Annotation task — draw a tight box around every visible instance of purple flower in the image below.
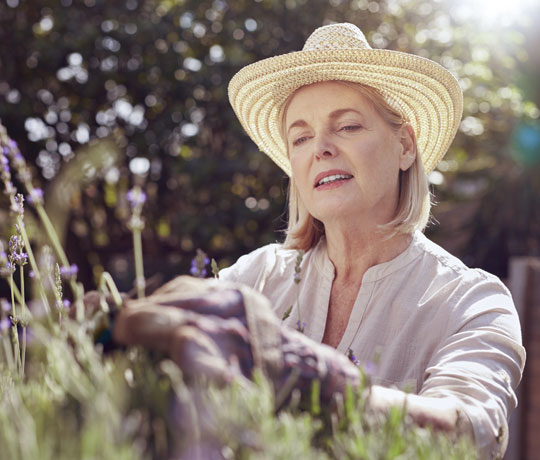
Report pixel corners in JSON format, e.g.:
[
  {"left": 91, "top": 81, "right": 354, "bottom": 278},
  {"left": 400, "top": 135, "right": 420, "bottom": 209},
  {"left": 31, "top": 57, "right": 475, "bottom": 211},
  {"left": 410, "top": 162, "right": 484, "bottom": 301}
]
[
  {"left": 62, "top": 299, "right": 71, "bottom": 309},
  {"left": 126, "top": 187, "right": 147, "bottom": 208},
  {"left": 296, "top": 320, "right": 306, "bottom": 333},
  {"left": 347, "top": 348, "right": 361, "bottom": 366},
  {"left": 0, "top": 261, "right": 15, "bottom": 277},
  {"left": 10, "top": 193, "right": 24, "bottom": 215},
  {"left": 9, "top": 235, "right": 22, "bottom": 253},
  {"left": 363, "top": 360, "right": 377, "bottom": 376},
  {"left": 11, "top": 252, "right": 28, "bottom": 266},
  {"left": 190, "top": 259, "right": 207, "bottom": 277},
  {"left": 9, "top": 140, "right": 17, "bottom": 149},
  {"left": 1, "top": 300, "right": 11, "bottom": 313},
  {"left": 27, "top": 188, "right": 44, "bottom": 205},
  {"left": 60, "top": 263, "right": 78, "bottom": 279},
  {"left": 4, "top": 181, "right": 15, "bottom": 195},
  {"left": 11, "top": 152, "right": 26, "bottom": 171},
  {"left": 0, "top": 317, "right": 12, "bottom": 333},
  {"left": 190, "top": 249, "right": 209, "bottom": 278}
]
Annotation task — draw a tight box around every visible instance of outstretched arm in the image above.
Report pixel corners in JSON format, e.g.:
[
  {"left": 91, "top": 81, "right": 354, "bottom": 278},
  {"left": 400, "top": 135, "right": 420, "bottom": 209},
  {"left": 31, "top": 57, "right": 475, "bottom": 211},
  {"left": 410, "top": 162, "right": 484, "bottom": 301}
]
[{"left": 90, "top": 276, "right": 471, "bottom": 441}]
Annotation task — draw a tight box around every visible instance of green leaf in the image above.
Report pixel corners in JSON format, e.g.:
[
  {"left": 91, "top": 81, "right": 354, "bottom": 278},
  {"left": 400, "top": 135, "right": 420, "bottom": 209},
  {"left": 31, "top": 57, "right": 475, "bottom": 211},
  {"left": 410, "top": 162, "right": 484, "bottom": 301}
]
[{"left": 282, "top": 305, "right": 293, "bottom": 320}]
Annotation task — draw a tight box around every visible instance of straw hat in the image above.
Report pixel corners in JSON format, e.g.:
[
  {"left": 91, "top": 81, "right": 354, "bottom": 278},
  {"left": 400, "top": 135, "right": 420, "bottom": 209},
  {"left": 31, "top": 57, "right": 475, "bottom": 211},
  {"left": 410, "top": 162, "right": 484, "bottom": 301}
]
[{"left": 228, "top": 23, "right": 463, "bottom": 176}]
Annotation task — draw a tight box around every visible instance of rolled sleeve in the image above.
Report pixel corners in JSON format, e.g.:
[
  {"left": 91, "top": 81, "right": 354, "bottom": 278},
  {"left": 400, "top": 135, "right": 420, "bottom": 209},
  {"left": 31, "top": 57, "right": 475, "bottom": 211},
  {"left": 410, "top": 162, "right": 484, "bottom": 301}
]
[{"left": 419, "top": 275, "right": 526, "bottom": 459}]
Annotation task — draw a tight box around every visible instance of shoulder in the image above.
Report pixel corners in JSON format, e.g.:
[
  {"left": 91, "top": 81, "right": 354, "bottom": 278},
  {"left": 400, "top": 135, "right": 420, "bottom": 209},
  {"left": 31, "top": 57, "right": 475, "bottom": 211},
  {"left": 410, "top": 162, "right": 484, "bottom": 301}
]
[
  {"left": 415, "top": 232, "right": 519, "bottom": 335},
  {"left": 415, "top": 231, "right": 506, "bottom": 288},
  {"left": 219, "top": 243, "right": 300, "bottom": 289}
]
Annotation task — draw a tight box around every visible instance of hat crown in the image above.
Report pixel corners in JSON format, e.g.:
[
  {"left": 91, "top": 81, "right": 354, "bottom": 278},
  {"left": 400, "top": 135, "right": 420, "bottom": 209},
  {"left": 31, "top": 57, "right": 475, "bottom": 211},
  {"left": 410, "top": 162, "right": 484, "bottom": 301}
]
[{"left": 302, "top": 23, "right": 372, "bottom": 51}]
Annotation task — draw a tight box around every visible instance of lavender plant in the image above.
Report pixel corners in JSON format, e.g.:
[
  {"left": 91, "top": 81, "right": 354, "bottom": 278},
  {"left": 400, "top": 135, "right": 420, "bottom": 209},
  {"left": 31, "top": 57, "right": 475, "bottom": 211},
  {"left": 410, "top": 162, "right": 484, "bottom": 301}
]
[
  {"left": 190, "top": 248, "right": 210, "bottom": 278},
  {"left": 0, "top": 119, "right": 477, "bottom": 459},
  {"left": 127, "top": 186, "right": 146, "bottom": 299},
  {"left": 281, "top": 250, "right": 306, "bottom": 333}
]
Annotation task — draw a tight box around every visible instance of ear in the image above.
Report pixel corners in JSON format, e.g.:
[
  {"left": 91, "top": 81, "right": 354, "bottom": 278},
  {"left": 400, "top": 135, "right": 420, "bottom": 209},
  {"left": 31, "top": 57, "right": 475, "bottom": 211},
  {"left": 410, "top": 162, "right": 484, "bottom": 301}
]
[{"left": 398, "top": 123, "right": 417, "bottom": 171}]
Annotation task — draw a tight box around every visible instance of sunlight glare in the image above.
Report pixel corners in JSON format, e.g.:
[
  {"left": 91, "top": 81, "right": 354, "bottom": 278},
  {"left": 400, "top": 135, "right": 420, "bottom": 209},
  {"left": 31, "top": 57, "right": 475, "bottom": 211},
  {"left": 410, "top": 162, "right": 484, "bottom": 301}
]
[{"left": 451, "top": 0, "right": 536, "bottom": 26}]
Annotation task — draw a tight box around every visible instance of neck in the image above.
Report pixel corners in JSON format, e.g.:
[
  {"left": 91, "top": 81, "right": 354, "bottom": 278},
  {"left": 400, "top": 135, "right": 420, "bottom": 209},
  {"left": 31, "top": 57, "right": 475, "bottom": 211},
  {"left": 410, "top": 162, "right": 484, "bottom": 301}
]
[{"left": 324, "top": 223, "right": 413, "bottom": 282}]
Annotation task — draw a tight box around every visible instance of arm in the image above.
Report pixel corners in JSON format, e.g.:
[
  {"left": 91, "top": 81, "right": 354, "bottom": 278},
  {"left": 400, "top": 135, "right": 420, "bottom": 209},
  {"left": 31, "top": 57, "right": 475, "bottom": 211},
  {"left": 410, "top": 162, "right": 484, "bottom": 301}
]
[
  {"left": 416, "top": 275, "right": 525, "bottom": 459},
  {"left": 367, "top": 385, "right": 473, "bottom": 435},
  {"left": 105, "top": 275, "right": 475, "bottom": 438}
]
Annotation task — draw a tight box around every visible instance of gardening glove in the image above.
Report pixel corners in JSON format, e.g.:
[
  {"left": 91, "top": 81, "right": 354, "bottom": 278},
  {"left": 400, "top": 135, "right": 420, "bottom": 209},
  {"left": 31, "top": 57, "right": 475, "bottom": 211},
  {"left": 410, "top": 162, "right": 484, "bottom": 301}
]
[{"left": 112, "top": 276, "right": 361, "bottom": 404}]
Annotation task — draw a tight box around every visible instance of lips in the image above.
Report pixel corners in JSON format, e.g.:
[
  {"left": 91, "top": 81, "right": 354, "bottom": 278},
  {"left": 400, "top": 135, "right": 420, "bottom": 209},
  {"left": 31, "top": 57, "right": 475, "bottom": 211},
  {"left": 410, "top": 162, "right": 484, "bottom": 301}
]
[{"left": 314, "top": 170, "right": 354, "bottom": 188}]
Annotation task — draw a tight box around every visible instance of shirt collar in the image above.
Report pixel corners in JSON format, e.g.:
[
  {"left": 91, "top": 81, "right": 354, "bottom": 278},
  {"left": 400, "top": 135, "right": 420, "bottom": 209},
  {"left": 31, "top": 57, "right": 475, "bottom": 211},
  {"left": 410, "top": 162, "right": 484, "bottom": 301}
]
[{"left": 314, "top": 231, "right": 425, "bottom": 283}]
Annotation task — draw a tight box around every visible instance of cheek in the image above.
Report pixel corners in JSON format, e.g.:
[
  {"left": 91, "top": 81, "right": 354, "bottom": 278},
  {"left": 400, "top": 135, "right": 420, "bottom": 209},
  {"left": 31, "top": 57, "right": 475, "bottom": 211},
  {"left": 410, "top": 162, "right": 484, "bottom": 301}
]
[
  {"left": 290, "top": 155, "right": 312, "bottom": 199},
  {"left": 290, "top": 153, "right": 309, "bottom": 180}
]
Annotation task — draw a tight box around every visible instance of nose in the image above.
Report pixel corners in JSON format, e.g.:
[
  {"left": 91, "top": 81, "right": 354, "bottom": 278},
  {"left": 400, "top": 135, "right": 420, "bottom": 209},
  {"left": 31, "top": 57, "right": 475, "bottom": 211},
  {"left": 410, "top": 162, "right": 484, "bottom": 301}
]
[{"left": 314, "top": 134, "right": 337, "bottom": 161}]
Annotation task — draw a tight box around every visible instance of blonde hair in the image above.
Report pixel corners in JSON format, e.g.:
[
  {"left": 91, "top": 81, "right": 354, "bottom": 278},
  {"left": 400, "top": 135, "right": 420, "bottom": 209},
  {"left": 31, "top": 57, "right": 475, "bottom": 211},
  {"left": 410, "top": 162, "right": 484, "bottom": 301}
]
[{"left": 282, "top": 81, "right": 431, "bottom": 251}]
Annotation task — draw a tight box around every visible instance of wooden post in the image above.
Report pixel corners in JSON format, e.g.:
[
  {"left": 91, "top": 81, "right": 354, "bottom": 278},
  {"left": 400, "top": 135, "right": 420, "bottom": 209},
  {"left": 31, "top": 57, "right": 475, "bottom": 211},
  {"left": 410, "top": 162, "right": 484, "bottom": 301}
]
[{"left": 506, "top": 257, "right": 540, "bottom": 460}]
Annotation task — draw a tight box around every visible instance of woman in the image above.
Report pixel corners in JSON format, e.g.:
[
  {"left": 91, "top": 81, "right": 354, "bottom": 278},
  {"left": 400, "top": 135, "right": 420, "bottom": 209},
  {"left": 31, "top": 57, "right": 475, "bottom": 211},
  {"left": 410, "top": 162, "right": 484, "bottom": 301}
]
[
  {"left": 110, "top": 23, "right": 524, "bottom": 459},
  {"left": 220, "top": 23, "right": 525, "bottom": 458}
]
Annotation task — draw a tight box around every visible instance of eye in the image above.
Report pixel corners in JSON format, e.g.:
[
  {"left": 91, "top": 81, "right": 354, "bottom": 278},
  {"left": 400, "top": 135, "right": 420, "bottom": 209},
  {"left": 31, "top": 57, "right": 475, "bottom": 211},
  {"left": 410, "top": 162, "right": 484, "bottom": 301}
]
[
  {"left": 340, "top": 125, "right": 362, "bottom": 132},
  {"left": 292, "top": 136, "right": 310, "bottom": 146}
]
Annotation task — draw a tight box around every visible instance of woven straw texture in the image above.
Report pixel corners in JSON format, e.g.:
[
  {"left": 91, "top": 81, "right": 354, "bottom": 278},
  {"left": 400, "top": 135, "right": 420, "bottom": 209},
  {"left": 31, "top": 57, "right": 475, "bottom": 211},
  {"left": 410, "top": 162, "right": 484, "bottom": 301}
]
[{"left": 228, "top": 23, "right": 463, "bottom": 176}]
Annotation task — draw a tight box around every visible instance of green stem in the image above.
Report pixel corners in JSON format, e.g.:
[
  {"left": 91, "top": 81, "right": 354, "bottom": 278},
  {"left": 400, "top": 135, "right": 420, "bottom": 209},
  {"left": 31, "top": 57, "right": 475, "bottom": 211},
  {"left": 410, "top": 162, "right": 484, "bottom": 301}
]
[
  {"left": 34, "top": 203, "right": 84, "bottom": 318},
  {"left": 296, "top": 287, "right": 302, "bottom": 326},
  {"left": 18, "top": 222, "right": 51, "bottom": 315},
  {"left": 1, "top": 332, "right": 15, "bottom": 371},
  {"left": 132, "top": 227, "right": 145, "bottom": 299},
  {"left": 73, "top": 282, "right": 85, "bottom": 323},
  {"left": 8, "top": 272, "right": 21, "bottom": 372},
  {"left": 34, "top": 204, "right": 70, "bottom": 268},
  {"left": 10, "top": 272, "right": 17, "bottom": 324},
  {"left": 9, "top": 281, "right": 24, "bottom": 308},
  {"left": 20, "top": 267, "right": 26, "bottom": 374},
  {"left": 98, "top": 272, "right": 124, "bottom": 308}
]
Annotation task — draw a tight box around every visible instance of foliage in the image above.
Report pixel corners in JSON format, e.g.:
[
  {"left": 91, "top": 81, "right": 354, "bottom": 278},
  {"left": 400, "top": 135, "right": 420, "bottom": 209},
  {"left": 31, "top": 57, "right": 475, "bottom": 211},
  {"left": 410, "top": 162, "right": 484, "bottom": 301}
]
[
  {"left": 0, "top": 114, "right": 480, "bottom": 459},
  {"left": 0, "top": 2, "right": 534, "bottom": 456},
  {"left": 0, "top": 320, "right": 477, "bottom": 459},
  {"left": 0, "top": 0, "right": 539, "bottom": 297}
]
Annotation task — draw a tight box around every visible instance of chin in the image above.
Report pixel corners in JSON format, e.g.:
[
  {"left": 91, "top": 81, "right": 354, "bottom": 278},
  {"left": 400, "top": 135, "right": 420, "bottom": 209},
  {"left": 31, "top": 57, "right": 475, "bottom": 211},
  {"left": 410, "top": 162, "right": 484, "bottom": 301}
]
[{"left": 310, "top": 201, "right": 359, "bottom": 222}]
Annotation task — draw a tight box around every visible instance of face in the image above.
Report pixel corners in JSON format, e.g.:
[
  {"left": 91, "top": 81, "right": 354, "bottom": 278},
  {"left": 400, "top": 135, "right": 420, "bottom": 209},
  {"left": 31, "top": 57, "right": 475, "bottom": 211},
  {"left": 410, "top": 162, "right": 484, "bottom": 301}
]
[{"left": 284, "top": 81, "right": 416, "bottom": 227}]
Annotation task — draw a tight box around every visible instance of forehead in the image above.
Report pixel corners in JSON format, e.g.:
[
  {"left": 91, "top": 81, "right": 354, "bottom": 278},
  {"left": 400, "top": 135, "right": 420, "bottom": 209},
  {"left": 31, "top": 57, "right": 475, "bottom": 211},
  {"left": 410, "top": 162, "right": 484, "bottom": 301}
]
[{"left": 284, "top": 81, "right": 374, "bottom": 125}]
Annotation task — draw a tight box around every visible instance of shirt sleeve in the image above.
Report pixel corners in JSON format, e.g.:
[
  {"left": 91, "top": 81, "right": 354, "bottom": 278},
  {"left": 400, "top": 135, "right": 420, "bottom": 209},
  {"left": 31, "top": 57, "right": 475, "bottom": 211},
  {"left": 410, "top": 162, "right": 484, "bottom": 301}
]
[{"left": 419, "top": 271, "right": 526, "bottom": 460}]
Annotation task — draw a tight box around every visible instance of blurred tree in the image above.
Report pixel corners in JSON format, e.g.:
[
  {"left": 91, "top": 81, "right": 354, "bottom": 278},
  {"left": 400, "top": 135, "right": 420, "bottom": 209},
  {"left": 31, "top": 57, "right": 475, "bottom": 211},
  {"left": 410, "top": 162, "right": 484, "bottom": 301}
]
[{"left": 0, "top": 0, "right": 538, "bottom": 295}]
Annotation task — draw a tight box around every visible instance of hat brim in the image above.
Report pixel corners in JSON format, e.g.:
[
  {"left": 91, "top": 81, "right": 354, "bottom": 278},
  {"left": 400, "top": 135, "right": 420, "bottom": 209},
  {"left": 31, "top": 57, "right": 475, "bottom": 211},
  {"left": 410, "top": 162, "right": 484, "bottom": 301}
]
[{"left": 228, "top": 48, "right": 463, "bottom": 176}]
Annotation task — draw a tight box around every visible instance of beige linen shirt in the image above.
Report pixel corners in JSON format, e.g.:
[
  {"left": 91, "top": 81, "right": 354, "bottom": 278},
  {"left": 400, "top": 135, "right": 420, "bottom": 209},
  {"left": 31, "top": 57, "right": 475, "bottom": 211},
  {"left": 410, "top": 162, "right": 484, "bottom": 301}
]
[{"left": 219, "top": 231, "right": 525, "bottom": 459}]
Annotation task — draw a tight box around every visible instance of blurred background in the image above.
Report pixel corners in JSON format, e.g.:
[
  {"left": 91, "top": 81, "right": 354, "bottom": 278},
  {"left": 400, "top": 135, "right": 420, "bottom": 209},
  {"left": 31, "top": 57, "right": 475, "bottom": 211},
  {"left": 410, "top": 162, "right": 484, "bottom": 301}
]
[
  {"left": 1, "top": 0, "right": 539, "bottom": 291},
  {"left": 0, "top": 0, "right": 539, "bottom": 457}
]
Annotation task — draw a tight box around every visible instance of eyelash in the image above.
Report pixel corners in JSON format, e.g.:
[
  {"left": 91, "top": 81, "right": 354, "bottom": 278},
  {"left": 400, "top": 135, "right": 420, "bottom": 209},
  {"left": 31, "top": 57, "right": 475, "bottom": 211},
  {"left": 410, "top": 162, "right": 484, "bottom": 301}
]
[
  {"left": 292, "top": 136, "right": 309, "bottom": 146},
  {"left": 291, "top": 125, "right": 362, "bottom": 146},
  {"left": 340, "top": 125, "right": 361, "bottom": 132}
]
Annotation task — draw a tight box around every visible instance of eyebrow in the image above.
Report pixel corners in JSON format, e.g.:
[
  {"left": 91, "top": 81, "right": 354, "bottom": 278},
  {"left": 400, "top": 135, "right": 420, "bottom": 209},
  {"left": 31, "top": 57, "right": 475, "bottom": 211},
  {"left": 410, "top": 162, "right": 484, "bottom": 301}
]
[{"left": 286, "top": 108, "right": 365, "bottom": 135}]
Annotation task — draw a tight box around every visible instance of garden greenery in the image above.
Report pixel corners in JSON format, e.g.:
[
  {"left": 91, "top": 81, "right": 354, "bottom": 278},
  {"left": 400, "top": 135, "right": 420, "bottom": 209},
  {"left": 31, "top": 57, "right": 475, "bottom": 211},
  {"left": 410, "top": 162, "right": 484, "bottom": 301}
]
[{"left": 0, "top": 121, "right": 478, "bottom": 459}]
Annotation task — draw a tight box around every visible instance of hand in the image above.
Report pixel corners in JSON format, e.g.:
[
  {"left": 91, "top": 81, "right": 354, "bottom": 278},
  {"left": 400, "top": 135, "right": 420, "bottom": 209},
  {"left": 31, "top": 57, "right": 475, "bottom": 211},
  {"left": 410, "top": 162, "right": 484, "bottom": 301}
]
[
  {"left": 366, "top": 385, "right": 473, "bottom": 436},
  {"left": 113, "top": 284, "right": 254, "bottom": 386}
]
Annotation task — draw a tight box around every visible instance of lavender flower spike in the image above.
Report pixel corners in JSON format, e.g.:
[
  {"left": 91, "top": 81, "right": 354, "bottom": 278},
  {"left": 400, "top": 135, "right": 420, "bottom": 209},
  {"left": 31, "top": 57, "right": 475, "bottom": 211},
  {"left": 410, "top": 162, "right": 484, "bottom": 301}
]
[
  {"left": 1, "top": 299, "right": 11, "bottom": 313},
  {"left": 126, "top": 187, "right": 147, "bottom": 208},
  {"left": 10, "top": 193, "right": 24, "bottom": 215},
  {"left": 0, "top": 317, "right": 12, "bottom": 333},
  {"left": 27, "top": 188, "right": 44, "bottom": 205},
  {"left": 190, "top": 249, "right": 209, "bottom": 278},
  {"left": 59, "top": 263, "right": 78, "bottom": 279}
]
